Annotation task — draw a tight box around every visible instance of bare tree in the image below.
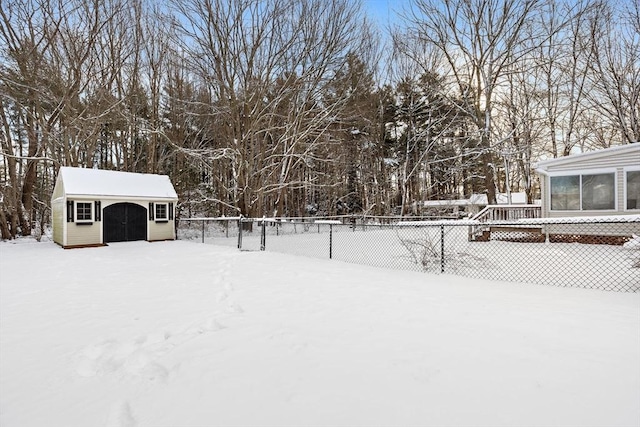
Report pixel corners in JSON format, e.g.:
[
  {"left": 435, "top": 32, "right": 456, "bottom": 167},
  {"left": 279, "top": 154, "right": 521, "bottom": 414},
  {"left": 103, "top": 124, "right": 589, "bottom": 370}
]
[
  {"left": 588, "top": 1, "right": 640, "bottom": 145},
  {"left": 170, "top": 0, "right": 373, "bottom": 217},
  {"left": 409, "top": 0, "right": 547, "bottom": 204},
  {"left": 533, "top": 0, "right": 597, "bottom": 158}
]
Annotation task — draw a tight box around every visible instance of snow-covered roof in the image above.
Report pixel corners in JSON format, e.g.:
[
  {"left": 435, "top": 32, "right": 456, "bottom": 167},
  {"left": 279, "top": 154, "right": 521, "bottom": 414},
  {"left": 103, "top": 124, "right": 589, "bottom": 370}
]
[
  {"left": 496, "top": 192, "right": 527, "bottom": 204},
  {"left": 58, "top": 167, "right": 178, "bottom": 199},
  {"left": 423, "top": 199, "right": 469, "bottom": 207},
  {"left": 535, "top": 143, "right": 640, "bottom": 171},
  {"left": 421, "top": 194, "right": 490, "bottom": 207},
  {"left": 469, "top": 193, "right": 488, "bottom": 205}
]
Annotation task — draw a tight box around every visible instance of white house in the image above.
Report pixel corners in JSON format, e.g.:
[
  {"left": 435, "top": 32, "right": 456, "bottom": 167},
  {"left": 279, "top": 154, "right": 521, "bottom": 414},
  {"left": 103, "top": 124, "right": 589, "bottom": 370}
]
[
  {"left": 535, "top": 144, "right": 640, "bottom": 218},
  {"left": 51, "top": 167, "right": 178, "bottom": 248}
]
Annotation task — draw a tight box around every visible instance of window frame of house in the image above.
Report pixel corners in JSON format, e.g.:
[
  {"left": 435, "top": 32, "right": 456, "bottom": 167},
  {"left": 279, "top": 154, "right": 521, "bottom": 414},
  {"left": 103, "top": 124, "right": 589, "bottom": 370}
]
[
  {"left": 625, "top": 167, "right": 640, "bottom": 211},
  {"left": 155, "top": 202, "right": 169, "bottom": 222},
  {"left": 75, "top": 201, "right": 93, "bottom": 224},
  {"left": 549, "top": 168, "right": 617, "bottom": 212}
]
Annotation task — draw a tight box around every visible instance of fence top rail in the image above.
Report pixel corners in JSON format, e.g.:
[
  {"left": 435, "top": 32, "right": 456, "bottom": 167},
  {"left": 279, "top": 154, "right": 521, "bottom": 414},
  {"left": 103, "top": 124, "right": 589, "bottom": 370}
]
[
  {"left": 179, "top": 214, "right": 639, "bottom": 226},
  {"left": 181, "top": 216, "right": 242, "bottom": 221},
  {"left": 397, "top": 220, "right": 480, "bottom": 226}
]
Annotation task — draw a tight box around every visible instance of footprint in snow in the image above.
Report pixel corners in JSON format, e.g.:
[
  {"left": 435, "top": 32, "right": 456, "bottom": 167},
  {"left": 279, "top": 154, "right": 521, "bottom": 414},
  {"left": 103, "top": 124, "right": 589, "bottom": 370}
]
[
  {"left": 75, "top": 340, "right": 169, "bottom": 382},
  {"left": 105, "top": 400, "right": 136, "bottom": 427}
]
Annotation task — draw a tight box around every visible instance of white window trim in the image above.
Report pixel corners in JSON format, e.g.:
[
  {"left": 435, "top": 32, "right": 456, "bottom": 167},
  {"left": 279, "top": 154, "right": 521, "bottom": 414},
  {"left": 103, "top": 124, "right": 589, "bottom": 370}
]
[
  {"left": 545, "top": 167, "right": 617, "bottom": 177},
  {"left": 155, "top": 202, "right": 169, "bottom": 221},
  {"left": 75, "top": 201, "right": 93, "bottom": 223},
  {"left": 548, "top": 169, "right": 618, "bottom": 212},
  {"left": 624, "top": 166, "right": 640, "bottom": 211}
]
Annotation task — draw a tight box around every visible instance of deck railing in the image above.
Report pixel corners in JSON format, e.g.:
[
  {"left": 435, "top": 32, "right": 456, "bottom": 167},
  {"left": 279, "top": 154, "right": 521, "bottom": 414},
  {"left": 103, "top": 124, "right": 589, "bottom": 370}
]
[
  {"left": 472, "top": 204, "right": 542, "bottom": 222},
  {"left": 469, "top": 205, "right": 542, "bottom": 241}
]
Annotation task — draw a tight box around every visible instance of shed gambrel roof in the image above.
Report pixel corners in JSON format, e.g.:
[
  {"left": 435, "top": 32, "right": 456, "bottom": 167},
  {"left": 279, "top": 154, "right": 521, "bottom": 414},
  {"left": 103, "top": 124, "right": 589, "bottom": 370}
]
[
  {"left": 535, "top": 143, "right": 640, "bottom": 173},
  {"left": 58, "top": 167, "right": 178, "bottom": 199}
]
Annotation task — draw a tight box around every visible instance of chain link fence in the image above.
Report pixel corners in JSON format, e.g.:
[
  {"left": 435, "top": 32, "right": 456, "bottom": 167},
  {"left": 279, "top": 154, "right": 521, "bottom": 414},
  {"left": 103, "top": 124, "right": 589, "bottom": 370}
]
[{"left": 178, "top": 216, "right": 640, "bottom": 292}]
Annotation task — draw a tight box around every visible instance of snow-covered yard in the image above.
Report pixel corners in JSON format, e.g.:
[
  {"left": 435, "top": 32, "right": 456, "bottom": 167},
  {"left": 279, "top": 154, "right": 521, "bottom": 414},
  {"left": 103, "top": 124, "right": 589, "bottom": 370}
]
[
  {"left": 181, "top": 221, "right": 640, "bottom": 291},
  {"left": 1, "top": 239, "right": 639, "bottom": 427}
]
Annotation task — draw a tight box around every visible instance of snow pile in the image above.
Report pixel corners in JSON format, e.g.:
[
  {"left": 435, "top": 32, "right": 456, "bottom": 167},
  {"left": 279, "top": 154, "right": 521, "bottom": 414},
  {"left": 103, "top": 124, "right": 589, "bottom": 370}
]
[
  {"left": 1, "top": 240, "right": 639, "bottom": 427},
  {"left": 624, "top": 235, "right": 640, "bottom": 268},
  {"left": 624, "top": 234, "right": 640, "bottom": 250}
]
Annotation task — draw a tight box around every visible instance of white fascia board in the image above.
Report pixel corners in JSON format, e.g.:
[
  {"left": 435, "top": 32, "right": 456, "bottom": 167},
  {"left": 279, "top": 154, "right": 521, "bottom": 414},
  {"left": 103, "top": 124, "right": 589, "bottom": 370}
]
[{"left": 65, "top": 194, "right": 178, "bottom": 202}]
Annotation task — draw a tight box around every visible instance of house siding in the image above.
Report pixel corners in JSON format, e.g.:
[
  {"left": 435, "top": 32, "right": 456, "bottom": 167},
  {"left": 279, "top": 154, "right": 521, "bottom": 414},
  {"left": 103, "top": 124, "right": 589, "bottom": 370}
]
[{"left": 544, "top": 222, "right": 640, "bottom": 236}]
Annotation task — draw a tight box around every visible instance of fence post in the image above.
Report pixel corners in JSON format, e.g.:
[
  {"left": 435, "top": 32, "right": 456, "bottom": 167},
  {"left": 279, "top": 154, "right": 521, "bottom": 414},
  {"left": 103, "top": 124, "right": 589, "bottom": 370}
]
[
  {"left": 440, "top": 224, "right": 445, "bottom": 273},
  {"left": 237, "top": 218, "right": 243, "bottom": 249},
  {"left": 260, "top": 218, "right": 266, "bottom": 251},
  {"left": 329, "top": 224, "right": 333, "bottom": 259},
  {"left": 202, "top": 220, "right": 205, "bottom": 244}
]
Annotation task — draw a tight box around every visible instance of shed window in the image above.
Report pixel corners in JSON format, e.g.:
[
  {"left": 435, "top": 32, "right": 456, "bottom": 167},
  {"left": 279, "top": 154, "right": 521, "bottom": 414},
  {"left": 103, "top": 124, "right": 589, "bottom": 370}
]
[
  {"left": 76, "top": 202, "right": 92, "bottom": 222},
  {"left": 155, "top": 203, "right": 168, "bottom": 221},
  {"left": 627, "top": 170, "right": 640, "bottom": 210},
  {"left": 550, "top": 172, "right": 615, "bottom": 211}
]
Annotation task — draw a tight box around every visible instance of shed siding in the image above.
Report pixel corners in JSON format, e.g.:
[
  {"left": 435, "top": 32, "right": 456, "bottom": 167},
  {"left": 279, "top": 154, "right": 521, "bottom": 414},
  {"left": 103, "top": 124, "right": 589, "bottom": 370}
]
[
  {"left": 101, "top": 200, "right": 146, "bottom": 210},
  {"left": 66, "top": 222, "right": 101, "bottom": 246},
  {"left": 51, "top": 175, "right": 65, "bottom": 200},
  {"left": 52, "top": 199, "right": 64, "bottom": 245},
  {"left": 149, "top": 221, "right": 175, "bottom": 241}
]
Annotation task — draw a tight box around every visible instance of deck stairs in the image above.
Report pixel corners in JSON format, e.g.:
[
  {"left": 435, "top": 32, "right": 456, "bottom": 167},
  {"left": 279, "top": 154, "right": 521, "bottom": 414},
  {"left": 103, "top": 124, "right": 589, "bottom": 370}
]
[{"left": 469, "top": 205, "right": 543, "bottom": 241}]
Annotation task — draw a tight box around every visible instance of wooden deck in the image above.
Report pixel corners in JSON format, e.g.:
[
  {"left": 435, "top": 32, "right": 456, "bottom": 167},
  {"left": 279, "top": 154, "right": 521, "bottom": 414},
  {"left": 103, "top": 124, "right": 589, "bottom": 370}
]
[{"left": 469, "top": 205, "right": 542, "bottom": 242}]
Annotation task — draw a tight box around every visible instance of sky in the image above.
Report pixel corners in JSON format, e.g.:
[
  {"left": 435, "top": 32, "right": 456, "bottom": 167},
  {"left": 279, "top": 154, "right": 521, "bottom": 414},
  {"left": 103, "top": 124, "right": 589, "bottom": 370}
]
[{"left": 363, "top": 0, "right": 413, "bottom": 29}]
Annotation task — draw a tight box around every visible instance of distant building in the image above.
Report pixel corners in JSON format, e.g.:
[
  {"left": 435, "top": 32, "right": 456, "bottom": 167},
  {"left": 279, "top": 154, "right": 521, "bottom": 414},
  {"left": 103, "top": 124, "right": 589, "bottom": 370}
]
[
  {"left": 496, "top": 192, "right": 528, "bottom": 205},
  {"left": 51, "top": 167, "right": 178, "bottom": 248}
]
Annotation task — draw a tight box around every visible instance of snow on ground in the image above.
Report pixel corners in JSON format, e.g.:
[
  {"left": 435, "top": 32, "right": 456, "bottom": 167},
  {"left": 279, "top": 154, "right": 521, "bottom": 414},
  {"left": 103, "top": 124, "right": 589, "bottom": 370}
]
[
  {"left": 188, "top": 222, "right": 640, "bottom": 291},
  {"left": 1, "top": 239, "right": 639, "bottom": 427}
]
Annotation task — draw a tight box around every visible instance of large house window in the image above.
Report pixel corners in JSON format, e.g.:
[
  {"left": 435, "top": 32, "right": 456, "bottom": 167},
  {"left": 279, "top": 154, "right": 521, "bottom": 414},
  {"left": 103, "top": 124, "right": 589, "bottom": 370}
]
[
  {"left": 628, "top": 170, "right": 640, "bottom": 210},
  {"left": 581, "top": 173, "right": 615, "bottom": 210},
  {"left": 550, "top": 172, "right": 615, "bottom": 211},
  {"left": 550, "top": 176, "right": 580, "bottom": 210},
  {"left": 76, "top": 202, "right": 93, "bottom": 222}
]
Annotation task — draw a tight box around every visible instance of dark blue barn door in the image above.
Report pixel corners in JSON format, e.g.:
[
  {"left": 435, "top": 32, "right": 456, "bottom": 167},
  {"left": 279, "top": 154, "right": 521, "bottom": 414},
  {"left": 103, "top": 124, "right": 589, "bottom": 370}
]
[{"left": 103, "top": 203, "right": 147, "bottom": 242}]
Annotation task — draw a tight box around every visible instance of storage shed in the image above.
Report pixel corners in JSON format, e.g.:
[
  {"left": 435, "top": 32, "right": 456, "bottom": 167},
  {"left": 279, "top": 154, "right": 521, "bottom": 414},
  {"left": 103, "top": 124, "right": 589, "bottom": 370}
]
[
  {"left": 51, "top": 167, "right": 178, "bottom": 248},
  {"left": 536, "top": 144, "right": 640, "bottom": 218}
]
